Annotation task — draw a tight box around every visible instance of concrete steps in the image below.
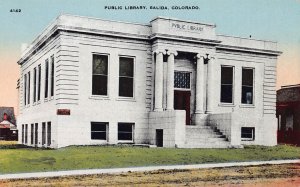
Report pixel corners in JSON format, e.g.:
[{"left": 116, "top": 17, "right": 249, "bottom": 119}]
[{"left": 184, "top": 125, "right": 230, "bottom": 148}]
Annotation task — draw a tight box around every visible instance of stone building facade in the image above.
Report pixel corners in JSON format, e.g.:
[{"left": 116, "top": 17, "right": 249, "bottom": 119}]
[{"left": 17, "top": 15, "right": 281, "bottom": 148}]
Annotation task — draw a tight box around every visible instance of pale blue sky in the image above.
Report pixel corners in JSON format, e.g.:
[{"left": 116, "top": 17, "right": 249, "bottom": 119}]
[
  {"left": 0, "top": 0, "right": 300, "bottom": 50},
  {"left": 0, "top": 0, "right": 300, "bottom": 109}
]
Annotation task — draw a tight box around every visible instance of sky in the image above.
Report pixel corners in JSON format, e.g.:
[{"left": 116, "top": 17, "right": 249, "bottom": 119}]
[{"left": 0, "top": 0, "right": 299, "bottom": 115}]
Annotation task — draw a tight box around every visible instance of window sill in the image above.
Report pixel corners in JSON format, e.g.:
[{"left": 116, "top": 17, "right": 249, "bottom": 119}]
[
  {"left": 116, "top": 97, "right": 136, "bottom": 102},
  {"left": 239, "top": 104, "right": 255, "bottom": 108},
  {"left": 90, "top": 139, "right": 108, "bottom": 142},
  {"left": 118, "top": 141, "right": 134, "bottom": 144},
  {"left": 89, "top": 95, "right": 110, "bottom": 100},
  {"left": 218, "top": 103, "right": 235, "bottom": 107},
  {"left": 241, "top": 139, "right": 254, "bottom": 141}
]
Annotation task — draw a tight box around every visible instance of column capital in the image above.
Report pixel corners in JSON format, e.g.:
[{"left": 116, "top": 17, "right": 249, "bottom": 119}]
[
  {"left": 153, "top": 49, "right": 167, "bottom": 55},
  {"left": 166, "top": 50, "right": 178, "bottom": 56},
  {"left": 196, "top": 54, "right": 206, "bottom": 59}
]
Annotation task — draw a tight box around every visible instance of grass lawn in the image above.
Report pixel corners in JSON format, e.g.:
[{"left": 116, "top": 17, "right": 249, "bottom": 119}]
[{"left": 0, "top": 143, "right": 300, "bottom": 174}]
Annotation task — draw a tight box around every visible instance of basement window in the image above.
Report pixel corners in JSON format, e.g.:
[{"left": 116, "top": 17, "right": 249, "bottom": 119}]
[
  {"left": 118, "top": 123, "right": 134, "bottom": 142},
  {"left": 91, "top": 122, "right": 108, "bottom": 140},
  {"left": 241, "top": 127, "right": 255, "bottom": 141}
]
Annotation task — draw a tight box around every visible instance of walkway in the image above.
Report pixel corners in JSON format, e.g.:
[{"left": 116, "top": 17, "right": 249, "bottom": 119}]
[{"left": 0, "top": 159, "right": 299, "bottom": 180}]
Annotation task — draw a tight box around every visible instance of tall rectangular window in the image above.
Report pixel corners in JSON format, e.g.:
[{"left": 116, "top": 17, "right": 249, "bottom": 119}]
[
  {"left": 34, "top": 123, "right": 38, "bottom": 145},
  {"left": 33, "top": 68, "right": 37, "bottom": 102},
  {"left": 42, "top": 122, "right": 46, "bottom": 145},
  {"left": 242, "top": 68, "right": 254, "bottom": 104},
  {"left": 25, "top": 124, "right": 28, "bottom": 144},
  {"left": 47, "top": 122, "right": 51, "bottom": 146},
  {"left": 91, "top": 122, "right": 108, "bottom": 140},
  {"left": 50, "top": 56, "right": 54, "bottom": 97},
  {"left": 38, "top": 64, "right": 41, "bottom": 101},
  {"left": 118, "top": 123, "right": 134, "bottom": 141},
  {"left": 22, "top": 124, "right": 24, "bottom": 143},
  {"left": 92, "top": 54, "right": 108, "bottom": 95},
  {"left": 30, "top": 124, "right": 34, "bottom": 145},
  {"left": 24, "top": 74, "right": 27, "bottom": 106},
  {"left": 45, "top": 60, "right": 49, "bottom": 98},
  {"left": 221, "top": 66, "right": 234, "bottom": 103},
  {"left": 28, "top": 72, "right": 30, "bottom": 104},
  {"left": 119, "top": 57, "right": 134, "bottom": 97}
]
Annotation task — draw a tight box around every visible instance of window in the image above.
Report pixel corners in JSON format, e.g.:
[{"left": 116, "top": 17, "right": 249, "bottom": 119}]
[
  {"left": 119, "top": 57, "right": 134, "bottom": 97},
  {"left": 28, "top": 72, "right": 30, "bottom": 104},
  {"left": 38, "top": 64, "right": 41, "bottom": 101},
  {"left": 91, "top": 122, "right": 108, "bottom": 140},
  {"left": 24, "top": 74, "right": 27, "bottom": 105},
  {"left": 45, "top": 60, "right": 49, "bottom": 98},
  {"left": 30, "top": 124, "right": 34, "bottom": 145},
  {"left": 22, "top": 124, "right": 24, "bottom": 144},
  {"left": 47, "top": 122, "right": 51, "bottom": 146},
  {"left": 221, "top": 66, "right": 234, "bottom": 103},
  {"left": 92, "top": 54, "right": 108, "bottom": 95},
  {"left": 42, "top": 122, "right": 46, "bottom": 145},
  {"left": 33, "top": 68, "right": 37, "bottom": 102},
  {"left": 118, "top": 123, "right": 134, "bottom": 141},
  {"left": 174, "top": 72, "right": 191, "bottom": 89},
  {"left": 242, "top": 68, "right": 254, "bottom": 104},
  {"left": 241, "top": 127, "right": 255, "bottom": 141},
  {"left": 50, "top": 56, "right": 54, "bottom": 97},
  {"left": 25, "top": 124, "right": 28, "bottom": 144},
  {"left": 34, "top": 123, "right": 38, "bottom": 145}
]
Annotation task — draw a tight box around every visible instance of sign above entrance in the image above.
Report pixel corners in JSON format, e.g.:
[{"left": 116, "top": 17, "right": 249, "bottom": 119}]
[
  {"left": 150, "top": 17, "right": 217, "bottom": 41},
  {"left": 171, "top": 22, "right": 204, "bottom": 33}
]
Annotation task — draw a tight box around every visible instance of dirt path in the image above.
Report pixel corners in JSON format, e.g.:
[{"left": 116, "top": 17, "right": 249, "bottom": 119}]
[{"left": 1, "top": 163, "right": 300, "bottom": 186}]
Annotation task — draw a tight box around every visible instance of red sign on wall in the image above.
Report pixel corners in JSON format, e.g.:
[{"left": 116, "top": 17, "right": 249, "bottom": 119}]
[{"left": 57, "top": 109, "right": 71, "bottom": 115}]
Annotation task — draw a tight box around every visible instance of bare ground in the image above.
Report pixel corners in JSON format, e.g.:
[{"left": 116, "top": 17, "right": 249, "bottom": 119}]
[{"left": 1, "top": 163, "right": 300, "bottom": 186}]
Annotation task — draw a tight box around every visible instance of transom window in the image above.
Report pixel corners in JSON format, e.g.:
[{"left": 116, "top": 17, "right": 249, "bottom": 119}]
[
  {"left": 119, "top": 57, "right": 134, "bottom": 97},
  {"left": 91, "top": 122, "right": 108, "bottom": 140},
  {"left": 242, "top": 68, "right": 254, "bottom": 104},
  {"left": 92, "top": 54, "right": 108, "bottom": 95},
  {"left": 174, "top": 72, "right": 191, "bottom": 89},
  {"left": 118, "top": 123, "right": 134, "bottom": 141},
  {"left": 221, "top": 66, "right": 234, "bottom": 103}
]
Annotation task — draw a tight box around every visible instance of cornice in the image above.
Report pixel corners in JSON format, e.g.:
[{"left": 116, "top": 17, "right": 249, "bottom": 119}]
[
  {"left": 149, "top": 33, "right": 221, "bottom": 45},
  {"left": 216, "top": 45, "right": 282, "bottom": 56}
]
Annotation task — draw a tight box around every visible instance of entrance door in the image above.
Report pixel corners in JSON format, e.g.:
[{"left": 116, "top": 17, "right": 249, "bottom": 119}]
[
  {"left": 156, "top": 129, "right": 163, "bottom": 147},
  {"left": 174, "top": 90, "right": 191, "bottom": 125}
]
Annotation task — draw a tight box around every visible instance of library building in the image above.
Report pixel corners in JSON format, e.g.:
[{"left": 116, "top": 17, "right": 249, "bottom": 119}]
[{"left": 17, "top": 14, "right": 281, "bottom": 148}]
